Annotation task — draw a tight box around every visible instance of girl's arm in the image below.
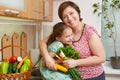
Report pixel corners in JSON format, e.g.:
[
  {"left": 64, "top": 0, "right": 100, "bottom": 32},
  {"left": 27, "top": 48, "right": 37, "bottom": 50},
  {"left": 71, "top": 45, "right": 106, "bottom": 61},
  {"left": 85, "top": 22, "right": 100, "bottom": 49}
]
[{"left": 39, "top": 37, "right": 57, "bottom": 70}]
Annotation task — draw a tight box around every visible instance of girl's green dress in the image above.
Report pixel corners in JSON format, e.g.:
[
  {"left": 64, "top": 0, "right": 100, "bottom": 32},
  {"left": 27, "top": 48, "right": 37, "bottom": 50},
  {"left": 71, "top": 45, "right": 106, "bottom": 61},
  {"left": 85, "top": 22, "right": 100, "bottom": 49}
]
[
  {"left": 39, "top": 58, "right": 72, "bottom": 80},
  {"left": 39, "top": 41, "right": 72, "bottom": 80}
]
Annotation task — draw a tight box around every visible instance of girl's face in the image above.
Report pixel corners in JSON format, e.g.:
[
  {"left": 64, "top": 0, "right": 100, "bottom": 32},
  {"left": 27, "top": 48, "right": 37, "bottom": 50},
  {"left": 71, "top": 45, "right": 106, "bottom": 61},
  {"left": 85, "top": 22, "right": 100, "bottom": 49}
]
[
  {"left": 62, "top": 6, "right": 80, "bottom": 29},
  {"left": 56, "top": 27, "right": 73, "bottom": 45}
]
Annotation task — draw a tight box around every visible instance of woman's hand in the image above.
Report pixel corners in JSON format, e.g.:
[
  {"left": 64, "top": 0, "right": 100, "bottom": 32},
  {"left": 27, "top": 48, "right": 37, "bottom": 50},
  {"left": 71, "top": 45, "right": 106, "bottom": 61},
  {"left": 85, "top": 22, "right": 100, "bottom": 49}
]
[
  {"left": 44, "top": 55, "right": 57, "bottom": 70},
  {"left": 62, "top": 58, "right": 77, "bottom": 68}
]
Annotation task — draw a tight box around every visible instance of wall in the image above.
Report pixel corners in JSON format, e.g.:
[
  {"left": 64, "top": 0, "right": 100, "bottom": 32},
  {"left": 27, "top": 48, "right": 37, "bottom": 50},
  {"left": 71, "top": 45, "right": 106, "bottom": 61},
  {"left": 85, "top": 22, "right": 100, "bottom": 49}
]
[
  {"left": 0, "top": 19, "right": 39, "bottom": 62},
  {"left": 0, "top": 25, "right": 35, "bottom": 48},
  {"left": 41, "top": 0, "right": 100, "bottom": 39}
]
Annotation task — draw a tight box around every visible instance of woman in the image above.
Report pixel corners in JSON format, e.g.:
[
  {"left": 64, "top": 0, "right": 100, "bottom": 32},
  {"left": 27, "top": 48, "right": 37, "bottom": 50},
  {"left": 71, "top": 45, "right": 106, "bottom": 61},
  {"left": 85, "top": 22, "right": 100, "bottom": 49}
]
[{"left": 39, "top": 1, "right": 106, "bottom": 80}]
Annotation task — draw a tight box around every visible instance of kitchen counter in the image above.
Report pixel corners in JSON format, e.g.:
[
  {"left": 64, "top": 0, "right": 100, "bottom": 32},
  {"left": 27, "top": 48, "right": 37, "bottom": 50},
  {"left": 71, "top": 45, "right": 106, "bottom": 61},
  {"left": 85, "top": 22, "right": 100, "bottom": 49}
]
[
  {"left": 102, "top": 61, "right": 120, "bottom": 75},
  {"left": 102, "top": 61, "right": 120, "bottom": 80}
]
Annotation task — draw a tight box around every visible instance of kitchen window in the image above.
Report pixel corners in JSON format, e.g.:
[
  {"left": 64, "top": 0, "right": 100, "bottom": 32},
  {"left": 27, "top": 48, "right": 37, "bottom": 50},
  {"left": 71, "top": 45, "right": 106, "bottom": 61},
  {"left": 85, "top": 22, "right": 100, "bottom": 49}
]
[{"left": 101, "top": 0, "right": 120, "bottom": 60}]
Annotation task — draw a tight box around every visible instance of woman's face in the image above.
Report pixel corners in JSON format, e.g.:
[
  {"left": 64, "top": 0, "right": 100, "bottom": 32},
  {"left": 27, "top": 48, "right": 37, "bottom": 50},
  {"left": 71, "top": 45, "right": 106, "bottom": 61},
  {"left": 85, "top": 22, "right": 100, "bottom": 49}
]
[
  {"left": 56, "top": 27, "right": 73, "bottom": 45},
  {"left": 62, "top": 6, "right": 80, "bottom": 29}
]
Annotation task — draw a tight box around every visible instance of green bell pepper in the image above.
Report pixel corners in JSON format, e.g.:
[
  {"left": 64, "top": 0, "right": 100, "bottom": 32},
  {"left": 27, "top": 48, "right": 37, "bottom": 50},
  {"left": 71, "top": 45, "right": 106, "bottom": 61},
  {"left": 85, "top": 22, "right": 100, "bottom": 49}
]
[
  {"left": 0, "top": 61, "right": 9, "bottom": 74},
  {"left": 20, "top": 63, "right": 29, "bottom": 73},
  {"left": 24, "top": 58, "right": 30, "bottom": 68}
]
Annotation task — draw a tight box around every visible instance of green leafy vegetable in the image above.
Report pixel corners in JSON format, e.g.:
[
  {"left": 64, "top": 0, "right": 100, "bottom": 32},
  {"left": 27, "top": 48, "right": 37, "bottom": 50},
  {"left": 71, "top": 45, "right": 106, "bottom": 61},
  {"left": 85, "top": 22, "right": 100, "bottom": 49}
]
[
  {"left": 59, "top": 45, "right": 80, "bottom": 59},
  {"left": 58, "top": 46, "right": 82, "bottom": 80}
]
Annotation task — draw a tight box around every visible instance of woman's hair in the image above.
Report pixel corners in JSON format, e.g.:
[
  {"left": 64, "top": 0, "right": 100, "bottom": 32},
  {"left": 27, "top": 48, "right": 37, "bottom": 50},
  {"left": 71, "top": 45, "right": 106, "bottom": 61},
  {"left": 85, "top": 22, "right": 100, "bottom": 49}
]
[
  {"left": 58, "top": 1, "right": 82, "bottom": 21},
  {"left": 47, "top": 22, "right": 69, "bottom": 46}
]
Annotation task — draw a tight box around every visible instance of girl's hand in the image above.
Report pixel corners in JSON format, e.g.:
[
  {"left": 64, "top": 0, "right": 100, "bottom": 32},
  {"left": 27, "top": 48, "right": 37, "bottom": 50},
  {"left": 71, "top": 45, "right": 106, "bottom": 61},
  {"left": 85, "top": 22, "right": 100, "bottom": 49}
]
[
  {"left": 62, "top": 58, "right": 76, "bottom": 68},
  {"left": 49, "top": 52, "right": 55, "bottom": 57},
  {"left": 44, "top": 55, "right": 57, "bottom": 70}
]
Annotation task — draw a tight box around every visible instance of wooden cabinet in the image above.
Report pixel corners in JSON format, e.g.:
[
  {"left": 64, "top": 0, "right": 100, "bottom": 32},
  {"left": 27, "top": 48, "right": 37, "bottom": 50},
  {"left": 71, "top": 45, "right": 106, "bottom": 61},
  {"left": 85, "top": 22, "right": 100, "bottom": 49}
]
[
  {"left": 43, "top": 0, "right": 53, "bottom": 21},
  {"left": 28, "top": 0, "right": 53, "bottom": 21},
  {"left": 27, "top": 0, "right": 44, "bottom": 20},
  {"left": 0, "top": 0, "right": 53, "bottom": 21},
  {"left": 0, "top": 0, "right": 28, "bottom": 19}
]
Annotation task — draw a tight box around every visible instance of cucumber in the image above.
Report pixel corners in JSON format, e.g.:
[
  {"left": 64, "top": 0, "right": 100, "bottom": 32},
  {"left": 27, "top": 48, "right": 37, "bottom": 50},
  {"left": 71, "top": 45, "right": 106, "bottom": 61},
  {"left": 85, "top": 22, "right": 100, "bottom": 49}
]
[
  {"left": 12, "top": 62, "right": 19, "bottom": 73},
  {"left": 7, "top": 63, "right": 13, "bottom": 74}
]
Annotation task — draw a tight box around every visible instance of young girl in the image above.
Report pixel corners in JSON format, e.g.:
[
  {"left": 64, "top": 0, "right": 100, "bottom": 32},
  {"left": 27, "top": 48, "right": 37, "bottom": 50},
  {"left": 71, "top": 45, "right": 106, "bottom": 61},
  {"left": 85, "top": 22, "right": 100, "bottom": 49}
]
[
  {"left": 47, "top": 22, "right": 73, "bottom": 58},
  {"left": 40, "top": 22, "right": 74, "bottom": 80}
]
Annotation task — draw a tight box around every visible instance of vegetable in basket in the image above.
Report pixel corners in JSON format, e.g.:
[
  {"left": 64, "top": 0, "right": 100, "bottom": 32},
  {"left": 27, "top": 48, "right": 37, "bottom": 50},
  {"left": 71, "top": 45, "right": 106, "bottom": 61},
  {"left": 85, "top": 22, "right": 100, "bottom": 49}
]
[
  {"left": 12, "top": 62, "right": 19, "bottom": 73},
  {"left": 20, "top": 63, "right": 29, "bottom": 73},
  {"left": 0, "top": 45, "right": 32, "bottom": 80},
  {"left": 7, "top": 63, "right": 13, "bottom": 74},
  {"left": 17, "top": 56, "right": 22, "bottom": 62},
  {"left": 0, "top": 61, "right": 9, "bottom": 74},
  {"left": 17, "top": 57, "right": 25, "bottom": 70},
  {"left": 9, "top": 56, "right": 17, "bottom": 63},
  {"left": 20, "top": 58, "right": 30, "bottom": 73},
  {"left": 24, "top": 58, "right": 30, "bottom": 68}
]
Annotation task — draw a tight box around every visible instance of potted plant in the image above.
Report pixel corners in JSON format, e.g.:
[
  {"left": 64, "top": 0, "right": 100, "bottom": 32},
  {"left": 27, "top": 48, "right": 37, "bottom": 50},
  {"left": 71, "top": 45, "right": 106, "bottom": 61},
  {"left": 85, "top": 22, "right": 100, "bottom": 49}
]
[{"left": 92, "top": 0, "right": 120, "bottom": 69}]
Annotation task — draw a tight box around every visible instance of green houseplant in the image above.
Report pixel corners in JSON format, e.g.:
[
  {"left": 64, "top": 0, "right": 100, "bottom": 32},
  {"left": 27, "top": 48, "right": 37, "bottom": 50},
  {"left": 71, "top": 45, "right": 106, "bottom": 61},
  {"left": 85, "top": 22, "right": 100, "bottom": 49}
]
[{"left": 92, "top": 0, "right": 120, "bottom": 69}]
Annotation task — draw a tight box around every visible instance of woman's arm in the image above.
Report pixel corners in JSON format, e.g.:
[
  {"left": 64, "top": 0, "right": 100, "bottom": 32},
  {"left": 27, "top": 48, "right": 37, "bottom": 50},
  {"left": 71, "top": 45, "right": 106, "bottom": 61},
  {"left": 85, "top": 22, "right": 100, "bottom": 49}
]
[
  {"left": 63, "top": 32, "right": 106, "bottom": 68},
  {"left": 39, "top": 37, "right": 57, "bottom": 70}
]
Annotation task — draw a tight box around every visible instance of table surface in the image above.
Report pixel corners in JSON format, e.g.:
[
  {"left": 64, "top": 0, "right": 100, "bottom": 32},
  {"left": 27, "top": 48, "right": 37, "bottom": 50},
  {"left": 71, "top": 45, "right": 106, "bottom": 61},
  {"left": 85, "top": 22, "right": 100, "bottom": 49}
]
[{"left": 102, "top": 61, "right": 120, "bottom": 75}]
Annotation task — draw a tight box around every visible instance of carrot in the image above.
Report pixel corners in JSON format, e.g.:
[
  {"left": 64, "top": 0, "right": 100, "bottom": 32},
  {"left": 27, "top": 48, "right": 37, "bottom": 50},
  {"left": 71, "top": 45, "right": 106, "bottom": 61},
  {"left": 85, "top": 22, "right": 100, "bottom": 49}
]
[
  {"left": 17, "top": 57, "right": 26, "bottom": 69},
  {"left": 54, "top": 54, "right": 63, "bottom": 61}
]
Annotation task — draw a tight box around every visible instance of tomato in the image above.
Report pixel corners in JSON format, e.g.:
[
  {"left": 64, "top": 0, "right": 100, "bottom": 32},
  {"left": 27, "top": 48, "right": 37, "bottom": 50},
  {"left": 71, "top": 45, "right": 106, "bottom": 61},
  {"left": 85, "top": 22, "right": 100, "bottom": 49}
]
[{"left": 9, "top": 56, "right": 17, "bottom": 63}]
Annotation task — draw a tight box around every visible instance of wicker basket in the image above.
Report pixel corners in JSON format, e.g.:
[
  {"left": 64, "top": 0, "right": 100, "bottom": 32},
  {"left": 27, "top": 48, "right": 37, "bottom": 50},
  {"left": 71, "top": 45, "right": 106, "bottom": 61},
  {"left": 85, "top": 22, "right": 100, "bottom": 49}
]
[{"left": 0, "top": 45, "right": 33, "bottom": 80}]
